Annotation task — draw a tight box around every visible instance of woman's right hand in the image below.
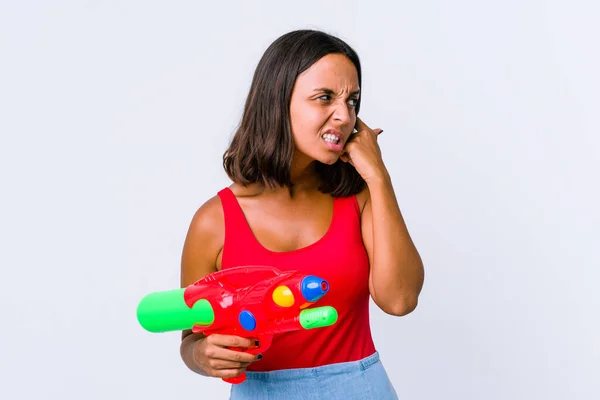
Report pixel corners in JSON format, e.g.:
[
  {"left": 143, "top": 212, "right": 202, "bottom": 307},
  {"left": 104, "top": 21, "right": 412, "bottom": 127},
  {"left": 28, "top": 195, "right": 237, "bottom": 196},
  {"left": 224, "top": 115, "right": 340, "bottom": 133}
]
[{"left": 191, "top": 334, "right": 261, "bottom": 379}]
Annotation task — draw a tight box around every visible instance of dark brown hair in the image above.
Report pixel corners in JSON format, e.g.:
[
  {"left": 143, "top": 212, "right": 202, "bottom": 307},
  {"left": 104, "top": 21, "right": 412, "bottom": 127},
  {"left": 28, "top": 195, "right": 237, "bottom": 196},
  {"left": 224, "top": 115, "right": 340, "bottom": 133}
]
[{"left": 223, "top": 29, "right": 365, "bottom": 197}]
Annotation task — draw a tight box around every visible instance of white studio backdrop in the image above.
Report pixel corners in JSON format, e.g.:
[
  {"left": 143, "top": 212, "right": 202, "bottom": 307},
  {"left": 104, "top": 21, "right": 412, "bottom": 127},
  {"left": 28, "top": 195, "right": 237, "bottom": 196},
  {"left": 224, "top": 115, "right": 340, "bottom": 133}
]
[{"left": 1, "top": 1, "right": 598, "bottom": 399}]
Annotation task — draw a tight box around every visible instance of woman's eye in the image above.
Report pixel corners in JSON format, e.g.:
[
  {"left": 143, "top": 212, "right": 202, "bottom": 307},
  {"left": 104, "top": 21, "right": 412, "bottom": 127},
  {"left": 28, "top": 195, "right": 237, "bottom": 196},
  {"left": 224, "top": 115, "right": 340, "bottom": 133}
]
[{"left": 318, "top": 95, "right": 358, "bottom": 107}]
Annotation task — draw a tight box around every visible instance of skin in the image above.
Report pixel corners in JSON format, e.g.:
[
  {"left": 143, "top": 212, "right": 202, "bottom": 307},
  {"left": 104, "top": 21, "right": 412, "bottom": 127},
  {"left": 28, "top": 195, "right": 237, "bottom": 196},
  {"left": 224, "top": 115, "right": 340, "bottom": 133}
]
[{"left": 179, "top": 53, "right": 424, "bottom": 378}]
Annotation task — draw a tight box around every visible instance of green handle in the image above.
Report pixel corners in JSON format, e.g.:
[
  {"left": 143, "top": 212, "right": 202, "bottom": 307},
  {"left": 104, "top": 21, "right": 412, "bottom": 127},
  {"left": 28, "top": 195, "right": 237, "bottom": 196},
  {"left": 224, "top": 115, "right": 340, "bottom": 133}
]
[
  {"left": 136, "top": 288, "right": 215, "bottom": 333},
  {"left": 299, "top": 306, "right": 338, "bottom": 329}
]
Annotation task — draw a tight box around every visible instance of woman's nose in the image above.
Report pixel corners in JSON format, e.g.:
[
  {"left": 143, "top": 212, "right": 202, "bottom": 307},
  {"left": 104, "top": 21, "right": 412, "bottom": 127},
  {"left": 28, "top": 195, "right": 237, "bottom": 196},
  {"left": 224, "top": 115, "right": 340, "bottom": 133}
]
[{"left": 332, "top": 102, "right": 352, "bottom": 124}]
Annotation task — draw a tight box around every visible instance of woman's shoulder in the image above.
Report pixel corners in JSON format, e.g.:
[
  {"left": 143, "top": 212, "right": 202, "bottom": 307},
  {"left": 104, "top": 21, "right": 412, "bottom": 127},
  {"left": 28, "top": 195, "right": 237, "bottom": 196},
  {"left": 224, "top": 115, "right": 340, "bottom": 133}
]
[
  {"left": 189, "top": 183, "right": 259, "bottom": 226},
  {"left": 228, "top": 182, "right": 264, "bottom": 197},
  {"left": 181, "top": 193, "right": 227, "bottom": 285},
  {"left": 187, "top": 193, "right": 225, "bottom": 243}
]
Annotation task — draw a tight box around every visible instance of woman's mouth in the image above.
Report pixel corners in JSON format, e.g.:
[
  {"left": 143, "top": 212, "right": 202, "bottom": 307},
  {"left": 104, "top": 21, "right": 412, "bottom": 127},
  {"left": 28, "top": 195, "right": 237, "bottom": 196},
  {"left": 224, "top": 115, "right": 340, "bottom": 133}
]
[
  {"left": 321, "top": 132, "right": 344, "bottom": 152},
  {"left": 322, "top": 133, "right": 340, "bottom": 144}
]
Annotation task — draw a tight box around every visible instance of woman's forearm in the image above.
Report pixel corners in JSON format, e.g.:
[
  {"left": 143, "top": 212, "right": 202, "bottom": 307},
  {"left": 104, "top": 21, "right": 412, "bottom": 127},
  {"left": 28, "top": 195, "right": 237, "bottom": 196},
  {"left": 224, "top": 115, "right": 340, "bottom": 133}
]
[{"left": 367, "top": 170, "right": 424, "bottom": 315}]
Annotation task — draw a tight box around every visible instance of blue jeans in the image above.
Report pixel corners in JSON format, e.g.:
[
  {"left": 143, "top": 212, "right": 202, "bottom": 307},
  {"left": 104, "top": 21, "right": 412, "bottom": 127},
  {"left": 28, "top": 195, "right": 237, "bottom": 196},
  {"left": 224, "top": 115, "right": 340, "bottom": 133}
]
[{"left": 229, "top": 351, "right": 399, "bottom": 400}]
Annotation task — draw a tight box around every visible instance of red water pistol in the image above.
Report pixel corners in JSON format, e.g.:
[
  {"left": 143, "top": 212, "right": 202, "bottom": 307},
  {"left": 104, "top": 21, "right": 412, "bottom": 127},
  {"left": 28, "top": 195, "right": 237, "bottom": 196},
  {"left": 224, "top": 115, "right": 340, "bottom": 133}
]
[{"left": 136, "top": 265, "right": 339, "bottom": 384}]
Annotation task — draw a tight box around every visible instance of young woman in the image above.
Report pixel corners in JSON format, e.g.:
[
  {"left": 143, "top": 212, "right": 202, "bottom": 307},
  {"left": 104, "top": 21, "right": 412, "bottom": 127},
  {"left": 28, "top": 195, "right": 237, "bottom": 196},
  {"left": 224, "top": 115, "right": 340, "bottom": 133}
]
[{"left": 179, "top": 29, "right": 424, "bottom": 400}]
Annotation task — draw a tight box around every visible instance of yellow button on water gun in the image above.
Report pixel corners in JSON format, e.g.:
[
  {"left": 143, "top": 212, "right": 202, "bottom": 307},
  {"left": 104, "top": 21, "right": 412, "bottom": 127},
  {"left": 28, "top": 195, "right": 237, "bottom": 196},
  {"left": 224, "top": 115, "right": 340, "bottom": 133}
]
[{"left": 272, "top": 285, "right": 294, "bottom": 307}]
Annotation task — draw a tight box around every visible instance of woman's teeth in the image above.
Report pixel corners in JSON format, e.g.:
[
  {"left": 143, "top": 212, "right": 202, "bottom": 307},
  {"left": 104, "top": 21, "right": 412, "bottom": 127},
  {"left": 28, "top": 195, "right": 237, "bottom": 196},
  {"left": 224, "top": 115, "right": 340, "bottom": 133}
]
[{"left": 322, "top": 133, "right": 340, "bottom": 144}]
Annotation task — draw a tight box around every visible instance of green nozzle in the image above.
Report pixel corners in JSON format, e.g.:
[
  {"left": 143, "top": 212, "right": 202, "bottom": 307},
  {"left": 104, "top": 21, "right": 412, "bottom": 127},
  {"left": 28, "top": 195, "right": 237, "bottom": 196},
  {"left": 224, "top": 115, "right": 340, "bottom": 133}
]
[
  {"left": 299, "top": 306, "right": 338, "bottom": 329},
  {"left": 136, "top": 288, "right": 215, "bottom": 333}
]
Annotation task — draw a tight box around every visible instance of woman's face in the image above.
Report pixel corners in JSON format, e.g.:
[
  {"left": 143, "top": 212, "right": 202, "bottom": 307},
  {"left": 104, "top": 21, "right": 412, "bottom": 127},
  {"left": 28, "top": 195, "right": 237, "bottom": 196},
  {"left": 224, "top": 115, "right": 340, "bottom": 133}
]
[{"left": 289, "top": 53, "right": 360, "bottom": 165}]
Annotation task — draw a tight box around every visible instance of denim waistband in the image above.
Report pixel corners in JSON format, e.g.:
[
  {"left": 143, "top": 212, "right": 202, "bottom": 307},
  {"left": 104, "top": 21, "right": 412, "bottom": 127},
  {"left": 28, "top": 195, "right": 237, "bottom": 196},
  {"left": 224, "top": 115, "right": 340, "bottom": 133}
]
[{"left": 243, "top": 351, "right": 380, "bottom": 382}]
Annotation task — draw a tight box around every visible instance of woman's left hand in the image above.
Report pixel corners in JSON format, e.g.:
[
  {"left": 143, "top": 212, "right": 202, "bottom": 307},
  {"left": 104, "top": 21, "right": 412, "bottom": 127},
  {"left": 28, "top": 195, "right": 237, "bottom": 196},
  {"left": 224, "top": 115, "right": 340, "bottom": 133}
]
[{"left": 340, "top": 117, "right": 386, "bottom": 183}]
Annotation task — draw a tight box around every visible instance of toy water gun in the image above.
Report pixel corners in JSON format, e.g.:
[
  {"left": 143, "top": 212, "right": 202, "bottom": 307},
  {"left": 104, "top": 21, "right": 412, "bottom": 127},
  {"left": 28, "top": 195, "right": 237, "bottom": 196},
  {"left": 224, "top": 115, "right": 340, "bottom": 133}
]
[{"left": 136, "top": 265, "right": 338, "bottom": 384}]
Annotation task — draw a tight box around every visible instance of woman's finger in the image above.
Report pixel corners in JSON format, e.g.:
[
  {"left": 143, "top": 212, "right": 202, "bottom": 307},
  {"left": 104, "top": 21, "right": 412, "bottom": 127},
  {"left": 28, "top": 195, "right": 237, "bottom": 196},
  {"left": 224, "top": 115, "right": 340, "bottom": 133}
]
[
  {"left": 355, "top": 117, "right": 370, "bottom": 132},
  {"left": 209, "top": 358, "right": 253, "bottom": 370},
  {"left": 208, "top": 334, "right": 256, "bottom": 349},
  {"left": 209, "top": 345, "right": 261, "bottom": 364},
  {"left": 213, "top": 368, "right": 247, "bottom": 379}
]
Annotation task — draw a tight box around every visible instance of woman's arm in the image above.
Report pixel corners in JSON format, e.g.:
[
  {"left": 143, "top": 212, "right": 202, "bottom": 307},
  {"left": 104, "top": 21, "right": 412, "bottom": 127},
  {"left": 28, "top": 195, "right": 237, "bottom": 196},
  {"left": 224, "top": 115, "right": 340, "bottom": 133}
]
[
  {"left": 179, "top": 196, "right": 221, "bottom": 374},
  {"left": 179, "top": 194, "right": 259, "bottom": 377},
  {"left": 360, "top": 169, "right": 424, "bottom": 316}
]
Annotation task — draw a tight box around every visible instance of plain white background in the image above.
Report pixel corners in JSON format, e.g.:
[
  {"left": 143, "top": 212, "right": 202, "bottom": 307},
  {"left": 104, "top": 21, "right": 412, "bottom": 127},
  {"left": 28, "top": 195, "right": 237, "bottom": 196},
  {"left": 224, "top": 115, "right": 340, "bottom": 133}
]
[{"left": 1, "top": 1, "right": 598, "bottom": 399}]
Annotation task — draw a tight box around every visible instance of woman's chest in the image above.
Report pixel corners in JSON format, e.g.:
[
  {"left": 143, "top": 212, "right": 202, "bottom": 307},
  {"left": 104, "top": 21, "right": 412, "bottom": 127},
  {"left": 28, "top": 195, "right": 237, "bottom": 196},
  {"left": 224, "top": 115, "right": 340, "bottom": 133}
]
[{"left": 239, "top": 197, "right": 336, "bottom": 253}]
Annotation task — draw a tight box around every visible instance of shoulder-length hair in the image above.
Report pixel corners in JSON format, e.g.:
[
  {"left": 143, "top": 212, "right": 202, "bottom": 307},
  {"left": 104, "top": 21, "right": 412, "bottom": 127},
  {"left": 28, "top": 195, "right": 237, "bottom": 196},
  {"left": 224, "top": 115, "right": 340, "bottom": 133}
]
[{"left": 223, "top": 29, "right": 365, "bottom": 197}]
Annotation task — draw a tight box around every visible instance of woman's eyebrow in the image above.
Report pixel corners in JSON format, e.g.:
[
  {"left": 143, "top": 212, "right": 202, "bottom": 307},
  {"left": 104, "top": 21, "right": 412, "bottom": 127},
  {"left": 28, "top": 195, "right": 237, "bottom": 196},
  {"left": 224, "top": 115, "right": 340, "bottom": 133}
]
[{"left": 312, "top": 87, "right": 360, "bottom": 96}]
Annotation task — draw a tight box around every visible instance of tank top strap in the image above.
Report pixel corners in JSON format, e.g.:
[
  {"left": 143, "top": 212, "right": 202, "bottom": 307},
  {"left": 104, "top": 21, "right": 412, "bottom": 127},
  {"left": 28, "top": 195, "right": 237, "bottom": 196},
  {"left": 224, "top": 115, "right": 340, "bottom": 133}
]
[
  {"left": 333, "top": 193, "right": 362, "bottom": 234},
  {"left": 349, "top": 193, "right": 361, "bottom": 217},
  {"left": 217, "top": 187, "right": 257, "bottom": 247}
]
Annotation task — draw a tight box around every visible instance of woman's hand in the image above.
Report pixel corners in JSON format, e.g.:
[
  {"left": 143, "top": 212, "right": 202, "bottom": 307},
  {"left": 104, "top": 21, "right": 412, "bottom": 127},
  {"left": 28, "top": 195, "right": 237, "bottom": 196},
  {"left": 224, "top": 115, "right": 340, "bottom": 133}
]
[
  {"left": 340, "top": 117, "right": 386, "bottom": 183},
  {"left": 191, "top": 334, "right": 261, "bottom": 379}
]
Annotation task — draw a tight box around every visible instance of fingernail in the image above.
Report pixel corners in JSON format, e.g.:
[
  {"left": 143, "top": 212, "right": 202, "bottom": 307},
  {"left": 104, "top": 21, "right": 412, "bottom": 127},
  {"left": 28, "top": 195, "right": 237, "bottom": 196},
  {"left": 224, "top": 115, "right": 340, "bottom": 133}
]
[
  {"left": 257, "top": 354, "right": 263, "bottom": 360},
  {"left": 378, "top": 129, "right": 384, "bottom": 135},
  {"left": 254, "top": 340, "right": 260, "bottom": 347}
]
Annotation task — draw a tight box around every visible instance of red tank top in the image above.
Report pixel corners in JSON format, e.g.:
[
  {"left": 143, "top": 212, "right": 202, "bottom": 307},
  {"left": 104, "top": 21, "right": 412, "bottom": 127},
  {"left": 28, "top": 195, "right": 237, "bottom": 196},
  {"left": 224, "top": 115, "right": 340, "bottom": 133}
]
[{"left": 217, "top": 187, "right": 376, "bottom": 371}]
